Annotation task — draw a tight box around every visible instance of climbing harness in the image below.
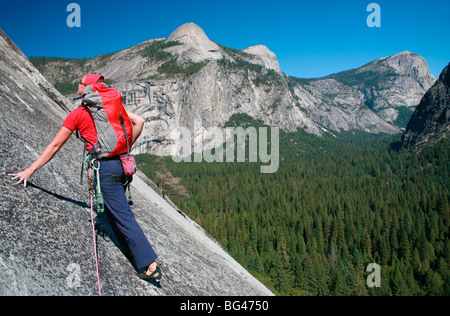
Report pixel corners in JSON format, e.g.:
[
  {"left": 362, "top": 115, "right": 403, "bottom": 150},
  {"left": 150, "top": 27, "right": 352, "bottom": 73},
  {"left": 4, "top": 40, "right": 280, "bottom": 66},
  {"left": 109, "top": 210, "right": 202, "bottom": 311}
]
[{"left": 84, "top": 155, "right": 104, "bottom": 213}]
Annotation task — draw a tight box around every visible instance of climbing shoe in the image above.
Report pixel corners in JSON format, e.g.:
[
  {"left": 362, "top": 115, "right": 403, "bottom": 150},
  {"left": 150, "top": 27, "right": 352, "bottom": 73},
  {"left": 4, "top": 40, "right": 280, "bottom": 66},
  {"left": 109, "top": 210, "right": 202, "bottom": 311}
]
[{"left": 137, "top": 266, "right": 162, "bottom": 281}]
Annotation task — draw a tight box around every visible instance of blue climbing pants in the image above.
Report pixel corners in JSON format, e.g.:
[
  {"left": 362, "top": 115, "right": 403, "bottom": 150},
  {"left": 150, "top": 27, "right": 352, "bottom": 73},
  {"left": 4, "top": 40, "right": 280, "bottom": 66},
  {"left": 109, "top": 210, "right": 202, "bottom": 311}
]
[{"left": 98, "top": 158, "right": 158, "bottom": 270}]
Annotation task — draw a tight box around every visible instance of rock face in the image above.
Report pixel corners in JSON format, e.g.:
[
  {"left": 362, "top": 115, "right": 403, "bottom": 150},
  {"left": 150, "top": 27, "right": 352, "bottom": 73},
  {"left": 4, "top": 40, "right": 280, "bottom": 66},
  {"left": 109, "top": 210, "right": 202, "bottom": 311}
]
[
  {"left": 29, "top": 23, "right": 436, "bottom": 156},
  {"left": 167, "top": 22, "right": 224, "bottom": 63},
  {"left": 402, "top": 63, "right": 450, "bottom": 151},
  {"left": 242, "top": 45, "right": 282, "bottom": 73},
  {"left": 0, "top": 28, "right": 273, "bottom": 296},
  {"left": 325, "top": 51, "right": 437, "bottom": 125}
]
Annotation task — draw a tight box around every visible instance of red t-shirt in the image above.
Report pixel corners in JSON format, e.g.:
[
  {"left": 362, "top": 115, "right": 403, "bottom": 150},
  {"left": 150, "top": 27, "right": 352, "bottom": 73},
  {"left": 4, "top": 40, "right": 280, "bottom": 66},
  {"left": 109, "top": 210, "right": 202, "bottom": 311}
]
[{"left": 63, "top": 107, "right": 97, "bottom": 150}]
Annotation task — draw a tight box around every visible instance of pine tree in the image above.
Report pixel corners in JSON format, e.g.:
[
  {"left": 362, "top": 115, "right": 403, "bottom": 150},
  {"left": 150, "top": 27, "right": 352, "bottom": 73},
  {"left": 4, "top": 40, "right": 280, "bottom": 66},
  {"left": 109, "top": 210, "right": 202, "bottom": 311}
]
[{"left": 399, "top": 231, "right": 411, "bottom": 262}]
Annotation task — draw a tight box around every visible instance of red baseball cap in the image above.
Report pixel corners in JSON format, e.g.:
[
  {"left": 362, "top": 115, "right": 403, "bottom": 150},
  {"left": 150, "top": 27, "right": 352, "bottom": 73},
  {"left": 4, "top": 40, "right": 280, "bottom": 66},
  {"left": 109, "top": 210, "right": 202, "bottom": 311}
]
[{"left": 84, "top": 74, "right": 105, "bottom": 86}]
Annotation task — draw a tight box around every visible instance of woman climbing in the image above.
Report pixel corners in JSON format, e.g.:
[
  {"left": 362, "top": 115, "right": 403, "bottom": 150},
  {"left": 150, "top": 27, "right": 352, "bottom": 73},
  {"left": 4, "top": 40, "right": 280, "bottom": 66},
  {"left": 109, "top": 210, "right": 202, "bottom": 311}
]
[{"left": 9, "top": 74, "right": 162, "bottom": 281}]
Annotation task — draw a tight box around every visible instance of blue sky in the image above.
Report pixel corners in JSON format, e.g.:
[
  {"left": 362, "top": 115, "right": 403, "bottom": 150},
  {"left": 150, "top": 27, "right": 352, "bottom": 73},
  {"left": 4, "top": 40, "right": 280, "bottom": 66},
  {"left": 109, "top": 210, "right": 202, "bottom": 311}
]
[{"left": 0, "top": 0, "right": 448, "bottom": 78}]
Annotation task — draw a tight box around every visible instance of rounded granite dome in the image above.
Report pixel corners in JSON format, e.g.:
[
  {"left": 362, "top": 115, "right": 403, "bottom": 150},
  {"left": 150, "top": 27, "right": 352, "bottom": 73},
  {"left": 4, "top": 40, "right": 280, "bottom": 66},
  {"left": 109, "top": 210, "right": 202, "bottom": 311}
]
[{"left": 166, "top": 23, "right": 223, "bottom": 62}]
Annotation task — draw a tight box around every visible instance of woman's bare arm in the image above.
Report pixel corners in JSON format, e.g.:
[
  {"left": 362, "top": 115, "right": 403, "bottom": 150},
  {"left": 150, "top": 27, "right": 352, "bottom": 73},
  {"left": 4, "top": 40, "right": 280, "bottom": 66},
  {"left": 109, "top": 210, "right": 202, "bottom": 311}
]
[{"left": 9, "top": 126, "right": 73, "bottom": 187}]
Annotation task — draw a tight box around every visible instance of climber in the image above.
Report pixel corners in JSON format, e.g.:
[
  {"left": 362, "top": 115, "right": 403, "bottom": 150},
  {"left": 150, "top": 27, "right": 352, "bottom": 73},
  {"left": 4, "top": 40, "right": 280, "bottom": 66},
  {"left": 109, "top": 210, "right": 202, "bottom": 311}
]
[{"left": 9, "top": 74, "right": 161, "bottom": 281}]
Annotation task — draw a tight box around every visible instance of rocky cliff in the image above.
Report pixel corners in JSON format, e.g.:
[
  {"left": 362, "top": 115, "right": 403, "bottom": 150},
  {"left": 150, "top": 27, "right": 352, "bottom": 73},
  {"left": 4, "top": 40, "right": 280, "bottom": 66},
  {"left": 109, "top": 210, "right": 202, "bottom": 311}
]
[
  {"left": 30, "top": 23, "right": 436, "bottom": 156},
  {"left": 0, "top": 28, "right": 273, "bottom": 296},
  {"left": 402, "top": 63, "right": 450, "bottom": 151}
]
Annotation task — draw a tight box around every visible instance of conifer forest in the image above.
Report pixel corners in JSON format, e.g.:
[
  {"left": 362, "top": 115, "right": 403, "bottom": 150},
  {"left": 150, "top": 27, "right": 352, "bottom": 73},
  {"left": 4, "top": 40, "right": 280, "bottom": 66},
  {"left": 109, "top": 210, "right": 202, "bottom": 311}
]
[{"left": 137, "top": 115, "right": 449, "bottom": 296}]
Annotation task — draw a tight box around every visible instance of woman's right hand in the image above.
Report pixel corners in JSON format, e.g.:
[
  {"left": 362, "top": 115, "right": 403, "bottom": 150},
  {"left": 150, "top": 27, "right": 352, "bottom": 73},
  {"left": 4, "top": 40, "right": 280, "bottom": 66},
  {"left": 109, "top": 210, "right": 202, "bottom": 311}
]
[{"left": 9, "top": 168, "right": 34, "bottom": 187}]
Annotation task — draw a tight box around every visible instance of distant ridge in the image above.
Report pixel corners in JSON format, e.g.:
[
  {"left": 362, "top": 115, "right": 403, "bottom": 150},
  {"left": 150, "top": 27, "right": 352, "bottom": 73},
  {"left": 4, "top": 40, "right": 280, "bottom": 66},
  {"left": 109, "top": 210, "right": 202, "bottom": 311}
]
[{"left": 29, "top": 23, "right": 436, "bottom": 157}]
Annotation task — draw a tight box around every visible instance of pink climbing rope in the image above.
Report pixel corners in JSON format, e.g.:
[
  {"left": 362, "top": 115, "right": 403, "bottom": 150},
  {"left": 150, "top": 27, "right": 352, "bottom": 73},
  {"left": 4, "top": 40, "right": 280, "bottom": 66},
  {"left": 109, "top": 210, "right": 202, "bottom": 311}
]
[{"left": 89, "top": 167, "right": 102, "bottom": 296}]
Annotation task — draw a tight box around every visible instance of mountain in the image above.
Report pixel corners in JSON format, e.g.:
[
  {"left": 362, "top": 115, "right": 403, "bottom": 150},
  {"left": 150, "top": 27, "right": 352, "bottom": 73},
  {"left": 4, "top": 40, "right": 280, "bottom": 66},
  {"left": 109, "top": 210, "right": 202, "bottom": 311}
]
[
  {"left": 30, "top": 23, "right": 436, "bottom": 156},
  {"left": 166, "top": 22, "right": 225, "bottom": 63},
  {"left": 402, "top": 63, "right": 450, "bottom": 151},
  {"left": 0, "top": 28, "right": 272, "bottom": 296},
  {"left": 324, "top": 51, "right": 437, "bottom": 127}
]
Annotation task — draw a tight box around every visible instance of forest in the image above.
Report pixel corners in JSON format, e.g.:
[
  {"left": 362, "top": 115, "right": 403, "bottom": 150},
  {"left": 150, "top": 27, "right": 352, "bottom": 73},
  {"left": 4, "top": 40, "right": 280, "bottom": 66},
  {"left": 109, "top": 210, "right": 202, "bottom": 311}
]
[{"left": 136, "top": 114, "right": 449, "bottom": 296}]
